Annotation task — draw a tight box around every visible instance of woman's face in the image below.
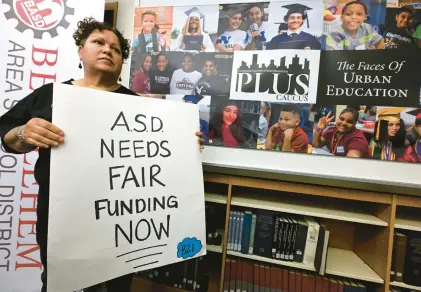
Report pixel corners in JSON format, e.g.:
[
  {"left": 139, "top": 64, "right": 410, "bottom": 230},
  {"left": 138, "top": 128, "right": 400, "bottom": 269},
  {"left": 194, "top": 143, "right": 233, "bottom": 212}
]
[
  {"left": 182, "top": 56, "right": 193, "bottom": 71},
  {"left": 222, "top": 105, "right": 239, "bottom": 126},
  {"left": 157, "top": 56, "right": 168, "bottom": 71},
  {"left": 229, "top": 13, "right": 243, "bottom": 30},
  {"left": 336, "top": 112, "right": 356, "bottom": 133},
  {"left": 369, "top": 106, "right": 377, "bottom": 115},
  {"left": 189, "top": 17, "right": 200, "bottom": 30},
  {"left": 79, "top": 29, "right": 123, "bottom": 76},
  {"left": 387, "top": 120, "right": 401, "bottom": 137},
  {"left": 142, "top": 55, "right": 152, "bottom": 71},
  {"left": 396, "top": 12, "right": 413, "bottom": 29},
  {"left": 341, "top": 4, "right": 367, "bottom": 32},
  {"left": 249, "top": 7, "right": 263, "bottom": 25},
  {"left": 203, "top": 61, "right": 216, "bottom": 76}
]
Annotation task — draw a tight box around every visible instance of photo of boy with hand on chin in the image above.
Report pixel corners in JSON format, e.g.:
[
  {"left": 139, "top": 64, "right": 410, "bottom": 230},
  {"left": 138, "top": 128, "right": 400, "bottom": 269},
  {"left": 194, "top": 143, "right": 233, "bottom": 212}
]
[{"left": 265, "top": 105, "right": 309, "bottom": 153}]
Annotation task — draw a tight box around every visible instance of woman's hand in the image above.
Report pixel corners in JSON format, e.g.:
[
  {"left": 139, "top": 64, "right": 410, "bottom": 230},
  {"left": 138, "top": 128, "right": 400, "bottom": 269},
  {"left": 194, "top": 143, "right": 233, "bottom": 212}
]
[
  {"left": 201, "top": 44, "right": 207, "bottom": 51},
  {"left": 196, "top": 132, "right": 205, "bottom": 150},
  {"left": 23, "top": 118, "right": 64, "bottom": 148},
  {"left": 317, "top": 112, "right": 334, "bottom": 131}
]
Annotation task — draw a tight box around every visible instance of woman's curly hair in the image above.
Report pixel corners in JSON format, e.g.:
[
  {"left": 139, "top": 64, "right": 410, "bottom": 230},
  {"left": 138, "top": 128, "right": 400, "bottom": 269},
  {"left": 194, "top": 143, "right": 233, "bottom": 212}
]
[{"left": 73, "top": 17, "right": 130, "bottom": 61}]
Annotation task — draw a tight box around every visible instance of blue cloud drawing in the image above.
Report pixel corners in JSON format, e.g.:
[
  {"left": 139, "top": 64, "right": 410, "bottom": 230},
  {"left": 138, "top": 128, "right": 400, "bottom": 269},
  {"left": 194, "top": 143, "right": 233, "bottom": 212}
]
[{"left": 177, "top": 237, "right": 203, "bottom": 259}]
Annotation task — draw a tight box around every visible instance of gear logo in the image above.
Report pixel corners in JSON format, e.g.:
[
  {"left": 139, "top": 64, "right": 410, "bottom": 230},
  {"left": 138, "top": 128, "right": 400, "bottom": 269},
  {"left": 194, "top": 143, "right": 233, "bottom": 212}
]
[{"left": 3, "top": 0, "right": 75, "bottom": 39}]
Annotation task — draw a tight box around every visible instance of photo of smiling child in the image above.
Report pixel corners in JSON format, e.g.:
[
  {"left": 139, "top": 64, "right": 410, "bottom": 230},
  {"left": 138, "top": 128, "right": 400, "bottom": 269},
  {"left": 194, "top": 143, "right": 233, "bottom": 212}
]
[
  {"left": 326, "top": 1, "right": 384, "bottom": 50},
  {"left": 244, "top": 3, "right": 270, "bottom": 50},
  {"left": 265, "top": 104, "right": 309, "bottom": 152},
  {"left": 130, "top": 53, "right": 153, "bottom": 95},
  {"left": 150, "top": 53, "right": 173, "bottom": 94},
  {"left": 380, "top": 5, "right": 419, "bottom": 49},
  {"left": 216, "top": 4, "right": 248, "bottom": 52},
  {"left": 170, "top": 53, "right": 202, "bottom": 95}
]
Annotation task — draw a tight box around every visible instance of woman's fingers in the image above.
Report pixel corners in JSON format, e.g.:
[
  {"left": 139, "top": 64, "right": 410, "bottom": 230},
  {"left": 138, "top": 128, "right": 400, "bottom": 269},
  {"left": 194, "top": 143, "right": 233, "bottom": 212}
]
[
  {"left": 26, "top": 137, "right": 49, "bottom": 149},
  {"left": 33, "top": 125, "right": 64, "bottom": 143},
  {"left": 29, "top": 132, "right": 60, "bottom": 147}
]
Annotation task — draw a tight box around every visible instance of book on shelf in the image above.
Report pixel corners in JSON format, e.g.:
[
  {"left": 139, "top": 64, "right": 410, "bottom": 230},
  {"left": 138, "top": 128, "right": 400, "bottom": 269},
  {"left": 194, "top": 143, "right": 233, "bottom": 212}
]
[
  {"left": 227, "top": 209, "right": 329, "bottom": 275},
  {"left": 136, "top": 257, "right": 208, "bottom": 291},
  {"left": 391, "top": 229, "right": 421, "bottom": 288},
  {"left": 224, "top": 256, "right": 371, "bottom": 292}
]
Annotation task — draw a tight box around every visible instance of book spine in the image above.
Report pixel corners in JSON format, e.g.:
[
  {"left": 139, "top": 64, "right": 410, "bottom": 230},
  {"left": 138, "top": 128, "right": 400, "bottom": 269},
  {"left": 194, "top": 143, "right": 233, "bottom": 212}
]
[
  {"left": 237, "top": 213, "right": 244, "bottom": 252},
  {"left": 241, "top": 212, "right": 252, "bottom": 254},
  {"left": 277, "top": 217, "right": 285, "bottom": 260},
  {"left": 230, "top": 260, "right": 237, "bottom": 292},
  {"left": 286, "top": 218, "right": 294, "bottom": 261},
  {"left": 295, "top": 219, "right": 309, "bottom": 263},
  {"left": 236, "top": 259, "right": 242, "bottom": 292},
  {"left": 253, "top": 264, "right": 260, "bottom": 292},
  {"left": 281, "top": 217, "right": 289, "bottom": 260},
  {"left": 264, "top": 266, "right": 271, "bottom": 292},
  {"left": 233, "top": 212, "right": 240, "bottom": 252},
  {"left": 228, "top": 211, "right": 234, "bottom": 251},
  {"left": 276, "top": 268, "right": 282, "bottom": 292},
  {"left": 272, "top": 214, "right": 280, "bottom": 259},
  {"left": 303, "top": 217, "right": 320, "bottom": 266},
  {"left": 290, "top": 218, "right": 299, "bottom": 261},
  {"left": 403, "top": 231, "right": 421, "bottom": 286},
  {"left": 270, "top": 266, "right": 277, "bottom": 292},
  {"left": 395, "top": 232, "right": 407, "bottom": 282},
  {"left": 254, "top": 211, "right": 275, "bottom": 258},
  {"left": 249, "top": 214, "right": 257, "bottom": 254},
  {"left": 223, "top": 259, "right": 231, "bottom": 292}
]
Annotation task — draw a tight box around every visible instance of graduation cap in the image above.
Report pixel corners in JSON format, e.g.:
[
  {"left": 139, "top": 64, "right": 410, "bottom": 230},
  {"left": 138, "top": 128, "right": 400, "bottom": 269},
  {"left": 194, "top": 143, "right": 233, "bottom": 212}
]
[
  {"left": 407, "top": 108, "right": 421, "bottom": 129},
  {"left": 375, "top": 107, "right": 405, "bottom": 140},
  {"left": 282, "top": 3, "right": 312, "bottom": 28},
  {"left": 185, "top": 7, "right": 205, "bottom": 19}
]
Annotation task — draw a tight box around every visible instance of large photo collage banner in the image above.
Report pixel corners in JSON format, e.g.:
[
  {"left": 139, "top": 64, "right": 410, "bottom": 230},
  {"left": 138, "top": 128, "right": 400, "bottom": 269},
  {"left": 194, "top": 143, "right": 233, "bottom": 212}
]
[{"left": 129, "top": 0, "right": 421, "bottom": 164}]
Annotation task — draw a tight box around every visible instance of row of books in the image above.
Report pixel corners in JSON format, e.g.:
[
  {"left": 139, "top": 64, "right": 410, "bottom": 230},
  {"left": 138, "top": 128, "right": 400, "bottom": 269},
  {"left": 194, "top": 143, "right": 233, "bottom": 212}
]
[
  {"left": 228, "top": 210, "right": 330, "bottom": 273},
  {"left": 391, "top": 230, "right": 421, "bottom": 287},
  {"left": 223, "top": 257, "right": 370, "bottom": 292},
  {"left": 136, "top": 257, "right": 208, "bottom": 291}
]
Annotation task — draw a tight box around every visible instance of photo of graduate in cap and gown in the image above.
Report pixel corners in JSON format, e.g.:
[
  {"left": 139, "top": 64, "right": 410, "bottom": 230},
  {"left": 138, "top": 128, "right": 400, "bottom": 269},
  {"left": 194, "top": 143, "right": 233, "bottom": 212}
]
[
  {"left": 369, "top": 108, "right": 406, "bottom": 161},
  {"left": 171, "top": 6, "right": 216, "bottom": 52},
  {"left": 266, "top": 2, "right": 322, "bottom": 50}
]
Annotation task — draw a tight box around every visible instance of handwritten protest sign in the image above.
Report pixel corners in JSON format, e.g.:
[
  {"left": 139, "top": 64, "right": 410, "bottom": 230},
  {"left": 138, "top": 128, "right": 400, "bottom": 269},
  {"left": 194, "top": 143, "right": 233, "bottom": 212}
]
[{"left": 47, "top": 84, "right": 206, "bottom": 291}]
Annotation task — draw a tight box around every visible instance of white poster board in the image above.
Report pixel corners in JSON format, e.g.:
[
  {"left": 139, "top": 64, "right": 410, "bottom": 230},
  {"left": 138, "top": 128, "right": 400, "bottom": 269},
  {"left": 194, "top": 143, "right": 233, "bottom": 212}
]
[{"left": 47, "top": 84, "right": 206, "bottom": 291}]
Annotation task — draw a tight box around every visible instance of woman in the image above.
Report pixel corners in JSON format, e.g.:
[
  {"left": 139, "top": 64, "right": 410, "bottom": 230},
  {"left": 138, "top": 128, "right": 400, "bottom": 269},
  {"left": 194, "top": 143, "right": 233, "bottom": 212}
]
[
  {"left": 258, "top": 102, "right": 271, "bottom": 143},
  {"left": 150, "top": 53, "right": 172, "bottom": 94},
  {"left": 0, "top": 17, "right": 204, "bottom": 292},
  {"left": 398, "top": 110, "right": 421, "bottom": 163},
  {"left": 215, "top": 9, "right": 247, "bottom": 52},
  {"left": 370, "top": 108, "right": 406, "bottom": 161},
  {"left": 245, "top": 4, "right": 267, "bottom": 50},
  {"left": 171, "top": 11, "right": 215, "bottom": 52},
  {"left": 130, "top": 53, "right": 152, "bottom": 94},
  {"left": 195, "top": 57, "right": 229, "bottom": 97},
  {"left": 209, "top": 101, "right": 245, "bottom": 147},
  {"left": 312, "top": 108, "right": 368, "bottom": 157}
]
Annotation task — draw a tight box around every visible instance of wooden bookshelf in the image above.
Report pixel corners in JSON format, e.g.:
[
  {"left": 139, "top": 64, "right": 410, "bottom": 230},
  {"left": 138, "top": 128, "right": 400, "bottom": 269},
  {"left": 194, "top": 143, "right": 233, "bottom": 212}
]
[
  {"left": 390, "top": 281, "right": 421, "bottom": 291},
  {"left": 231, "top": 193, "right": 388, "bottom": 226},
  {"left": 200, "top": 173, "right": 421, "bottom": 292},
  {"left": 326, "top": 248, "right": 384, "bottom": 284},
  {"left": 226, "top": 250, "right": 316, "bottom": 272},
  {"left": 395, "top": 214, "right": 421, "bottom": 232},
  {"left": 205, "top": 193, "right": 227, "bottom": 204},
  {"left": 207, "top": 245, "right": 223, "bottom": 254}
]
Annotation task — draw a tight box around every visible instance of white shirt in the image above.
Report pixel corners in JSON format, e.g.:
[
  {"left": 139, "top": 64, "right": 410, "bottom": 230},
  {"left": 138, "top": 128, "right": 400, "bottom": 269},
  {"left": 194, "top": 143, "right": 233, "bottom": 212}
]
[
  {"left": 171, "top": 32, "right": 215, "bottom": 52},
  {"left": 170, "top": 69, "right": 202, "bottom": 95},
  {"left": 287, "top": 29, "right": 302, "bottom": 36},
  {"left": 216, "top": 30, "right": 247, "bottom": 51},
  {"left": 246, "top": 22, "right": 268, "bottom": 47}
]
